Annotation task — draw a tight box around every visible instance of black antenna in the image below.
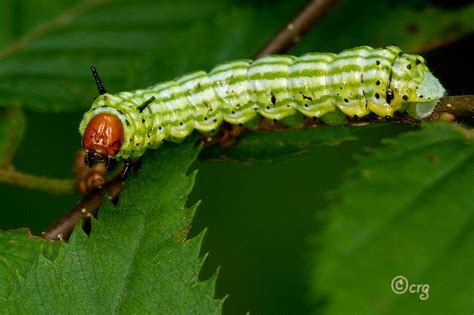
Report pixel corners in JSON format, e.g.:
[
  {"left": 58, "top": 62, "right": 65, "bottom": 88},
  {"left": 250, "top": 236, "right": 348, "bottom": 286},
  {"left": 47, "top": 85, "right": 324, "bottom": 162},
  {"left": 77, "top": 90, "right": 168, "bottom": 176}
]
[
  {"left": 138, "top": 96, "right": 155, "bottom": 113},
  {"left": 90, "top": 66, "right": 107, "bottom": 95}
]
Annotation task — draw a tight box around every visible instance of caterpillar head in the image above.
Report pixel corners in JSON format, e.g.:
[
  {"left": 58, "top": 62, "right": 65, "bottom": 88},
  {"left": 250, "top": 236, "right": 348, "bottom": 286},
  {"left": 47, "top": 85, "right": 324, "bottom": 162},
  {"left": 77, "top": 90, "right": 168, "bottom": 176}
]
[
  {"left": 81, "top": 67, "right": 124, "bottom": 169},
  {"left": 83, "top": 113, "right": 123, "bottom": 169},
  {"left": 392, "top": 54, "right": 445, "bottom": 119}
]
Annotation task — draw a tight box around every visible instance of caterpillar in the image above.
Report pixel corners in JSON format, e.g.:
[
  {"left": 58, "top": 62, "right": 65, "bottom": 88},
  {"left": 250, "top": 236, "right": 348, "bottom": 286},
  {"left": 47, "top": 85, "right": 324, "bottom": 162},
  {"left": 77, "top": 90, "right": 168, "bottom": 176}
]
[{"left": 79, "top": 45, "right": 445, "bottom": 169}]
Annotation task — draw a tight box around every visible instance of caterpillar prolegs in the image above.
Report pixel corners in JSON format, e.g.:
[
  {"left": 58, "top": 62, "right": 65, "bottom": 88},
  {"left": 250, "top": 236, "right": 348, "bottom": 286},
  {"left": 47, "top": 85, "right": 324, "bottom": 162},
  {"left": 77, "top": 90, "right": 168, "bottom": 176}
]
[{"left": 79, "top": 45, "right": 445, "bottom": 167}]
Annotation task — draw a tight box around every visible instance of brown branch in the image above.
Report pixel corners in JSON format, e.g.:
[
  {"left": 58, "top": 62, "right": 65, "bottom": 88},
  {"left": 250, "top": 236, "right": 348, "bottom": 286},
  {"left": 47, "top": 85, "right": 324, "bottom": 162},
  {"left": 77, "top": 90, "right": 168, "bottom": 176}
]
[
  {"left": 430, "top": 95, "right": 474, "bottom": 123},
  {"left": 41, "top": 175, "right": 123, "bottom": 240},
  {"left": 41, "top": 190, "right": 104, "bottom": 240},
  {"left": 434, "top": 95, "right": 474, "bottom": 116},
  {"left": 253, "top": 0, "right": 340, "bottom": 58}
]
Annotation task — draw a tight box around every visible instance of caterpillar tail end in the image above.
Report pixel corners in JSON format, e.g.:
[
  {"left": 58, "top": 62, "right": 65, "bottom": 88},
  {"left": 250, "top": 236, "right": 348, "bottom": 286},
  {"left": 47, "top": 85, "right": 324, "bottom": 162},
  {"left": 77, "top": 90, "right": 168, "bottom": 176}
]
[{"left": 406, "top": 72, "right": 445, "bottom": 119}]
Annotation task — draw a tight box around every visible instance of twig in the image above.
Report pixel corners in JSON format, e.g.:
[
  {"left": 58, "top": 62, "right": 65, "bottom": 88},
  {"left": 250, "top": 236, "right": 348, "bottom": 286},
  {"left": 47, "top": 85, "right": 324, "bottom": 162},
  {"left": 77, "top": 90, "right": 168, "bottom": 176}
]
[
  {"left": 41, "top": 190, "right": 104, "bottom": 240},
  {"left": 253, "top": 0, "right": 340, "bottom": 58},
  {"left": 0, "top": 168, "right": 75, "bottom": 195},
  {"left": 41, "top": 176, "right": 123, "bottom": 240},
  {"left": 0, "top": 108, "right": 77, "bottom": 194},
  {"left": 434, "top": 95, "right": 474, "bottom": 116}
]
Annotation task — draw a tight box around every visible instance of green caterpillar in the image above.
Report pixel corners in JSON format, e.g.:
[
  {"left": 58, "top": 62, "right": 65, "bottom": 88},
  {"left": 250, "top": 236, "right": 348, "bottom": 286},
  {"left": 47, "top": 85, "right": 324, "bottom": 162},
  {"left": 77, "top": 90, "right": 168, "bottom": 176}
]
[{"left": 79, "top": 45, "right": 445, "bottom": 167}]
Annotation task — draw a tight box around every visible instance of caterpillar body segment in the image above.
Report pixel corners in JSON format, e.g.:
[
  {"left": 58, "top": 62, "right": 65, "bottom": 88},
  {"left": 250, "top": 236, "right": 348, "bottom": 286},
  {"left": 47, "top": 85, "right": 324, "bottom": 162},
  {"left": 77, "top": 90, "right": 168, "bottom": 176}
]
[{"left": 80, "top": 45, "right": 445, "bottom": 163}]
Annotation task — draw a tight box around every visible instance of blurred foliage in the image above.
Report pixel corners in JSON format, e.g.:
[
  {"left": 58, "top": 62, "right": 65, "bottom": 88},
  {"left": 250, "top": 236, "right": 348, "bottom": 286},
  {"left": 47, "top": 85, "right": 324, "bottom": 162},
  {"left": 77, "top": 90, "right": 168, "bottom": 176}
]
[
  {"left": 312, "top": 123, "right": 474, "bottom": 314},
  {"left": 0, "top": 108, "right": 25, "bottom": 167},
  {"left": 0, "top": 0, "right": 472, "bottom": 314},
  {"left": 294, "top": 0, "right": 474, "bottom": 54}
]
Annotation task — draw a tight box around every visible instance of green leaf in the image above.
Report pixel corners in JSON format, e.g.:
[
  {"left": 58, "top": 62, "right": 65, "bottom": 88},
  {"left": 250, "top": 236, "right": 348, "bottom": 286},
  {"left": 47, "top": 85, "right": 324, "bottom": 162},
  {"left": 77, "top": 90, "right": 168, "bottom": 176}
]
[
  {"left": 200, "top": 124, "right": 404, "bottom": 163},
  {"left": 1, "top": 138, "right": 222, "bottom": 313},
  {"left": 200, "top": 124, "right": 416, "bottom": 163},
  {"left": 311, "top": 122, "right": 474, "bottom": 314},
  {"left": 0, "top": 107, "right": 25, "bottom": 167},
  {"left": 0, "top": 229, "right": 60, "bottom": 305},
  {"left": 0, "top": 0, "right": 83, "bottom": 47}
]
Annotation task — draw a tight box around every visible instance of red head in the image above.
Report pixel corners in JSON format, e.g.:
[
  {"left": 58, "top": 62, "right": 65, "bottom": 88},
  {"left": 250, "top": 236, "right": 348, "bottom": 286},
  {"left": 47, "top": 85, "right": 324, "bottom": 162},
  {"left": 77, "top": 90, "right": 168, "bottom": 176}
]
[{"left": 83, "top": 113, "right": 123, "bottom": 168}]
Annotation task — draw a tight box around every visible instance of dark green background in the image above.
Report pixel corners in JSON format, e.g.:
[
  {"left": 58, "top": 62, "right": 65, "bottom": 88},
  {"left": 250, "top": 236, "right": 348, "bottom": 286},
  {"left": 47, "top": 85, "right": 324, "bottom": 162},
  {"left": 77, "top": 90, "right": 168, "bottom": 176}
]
[{"left": 0, "top": 0, "right": 472, "bottom": 313}]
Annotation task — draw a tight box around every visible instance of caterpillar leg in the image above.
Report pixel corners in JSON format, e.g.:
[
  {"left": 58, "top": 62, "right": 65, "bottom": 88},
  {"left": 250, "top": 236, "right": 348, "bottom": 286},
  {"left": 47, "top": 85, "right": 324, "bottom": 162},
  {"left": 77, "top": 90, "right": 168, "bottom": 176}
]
[
  {"left": 221, "top": 124, "right": 244, "bottom": 147},
  {"left": 120, "top": 158, "right": 132, "bottom": 179},
  {"left": 119, "top": 158, "right": 143, "bottom": 179},
  {"left": 200, "top": 123, "right": 244, "bottom": 148}
]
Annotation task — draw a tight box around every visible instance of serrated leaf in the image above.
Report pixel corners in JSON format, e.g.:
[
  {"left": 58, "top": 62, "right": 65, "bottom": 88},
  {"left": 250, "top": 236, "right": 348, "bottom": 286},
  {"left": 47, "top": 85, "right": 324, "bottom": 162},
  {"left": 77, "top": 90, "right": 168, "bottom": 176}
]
[
  {"left": 2, "top": 138, "right": 222, "bottom": 313},
  {"left": 0, "top": 229, "right": 59, "bottom": 305},
  {"left": 0, "top": 107, "right": 25, "bottom": 167},
  {"left": 311, "top": 122, "right": 474, "bottom": 314}
]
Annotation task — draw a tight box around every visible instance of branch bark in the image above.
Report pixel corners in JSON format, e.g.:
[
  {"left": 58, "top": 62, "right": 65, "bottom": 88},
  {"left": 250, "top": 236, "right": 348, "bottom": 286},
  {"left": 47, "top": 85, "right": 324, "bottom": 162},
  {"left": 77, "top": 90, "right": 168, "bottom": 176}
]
[
  {"left": 434, "top": 95, "right": 474, "bottom": 116},
  {"left": 253, "top": 0, "right": 340, "bottom": 58},
  {"left": 41, "top": 176, "right": 123, "bottom": 240}
]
